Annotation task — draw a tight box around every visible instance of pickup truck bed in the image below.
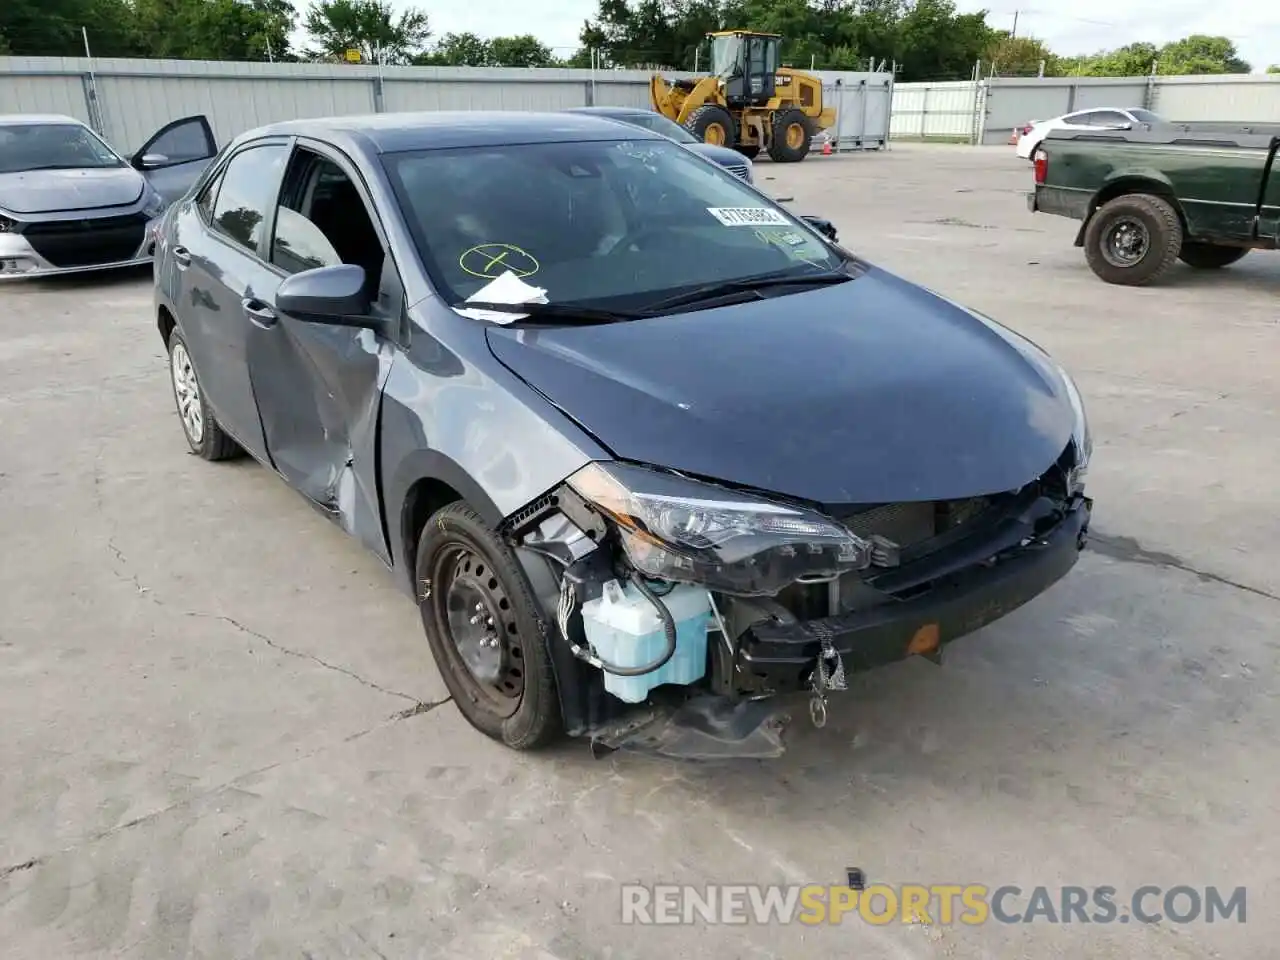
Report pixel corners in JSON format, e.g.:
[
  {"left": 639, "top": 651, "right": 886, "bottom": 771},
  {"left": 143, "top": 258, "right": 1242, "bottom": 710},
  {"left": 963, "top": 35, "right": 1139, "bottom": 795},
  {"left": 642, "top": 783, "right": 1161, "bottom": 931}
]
[{"left": 1029, "top": 126, "right": 1280, "bottom": 285}]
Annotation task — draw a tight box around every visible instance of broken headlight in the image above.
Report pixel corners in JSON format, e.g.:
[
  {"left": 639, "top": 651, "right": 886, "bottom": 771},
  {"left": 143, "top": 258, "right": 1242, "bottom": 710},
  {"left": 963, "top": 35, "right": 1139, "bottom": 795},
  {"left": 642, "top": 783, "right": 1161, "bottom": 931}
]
[
  {"left": 566, "top": 461, "right": 872, "bottom": 596},
  {"left": 1054, "top": 361, "right": 1091, "bottom": 490}
]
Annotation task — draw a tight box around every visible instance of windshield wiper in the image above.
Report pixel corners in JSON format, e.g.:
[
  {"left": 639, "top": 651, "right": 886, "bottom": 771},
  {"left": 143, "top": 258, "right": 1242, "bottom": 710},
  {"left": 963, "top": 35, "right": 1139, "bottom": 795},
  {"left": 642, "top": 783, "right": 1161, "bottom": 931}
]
[
  {"left": 643, "top": 269, "right": 853, "bottom": 313},
  {"left": 457, "top": 300, "right": 644, "bottom": 325}
]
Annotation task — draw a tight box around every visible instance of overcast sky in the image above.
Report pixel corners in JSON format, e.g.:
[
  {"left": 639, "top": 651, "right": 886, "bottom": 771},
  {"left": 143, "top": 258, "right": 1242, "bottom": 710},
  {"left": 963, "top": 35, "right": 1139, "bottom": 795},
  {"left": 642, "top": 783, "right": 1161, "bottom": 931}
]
[{"left": 419, "top": 0, "right": 1280, "bottom": 73}]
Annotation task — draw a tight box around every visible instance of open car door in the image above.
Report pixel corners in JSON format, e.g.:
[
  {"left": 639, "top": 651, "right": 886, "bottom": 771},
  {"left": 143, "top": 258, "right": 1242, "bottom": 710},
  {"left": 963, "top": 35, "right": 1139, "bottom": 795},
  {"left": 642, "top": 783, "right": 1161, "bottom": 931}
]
[
  {"left": 131, "top": 115, "right": 218, "bottom": 204},
  {"left": 1259, "top": 138, "right": 1280, "bottom": 243}
]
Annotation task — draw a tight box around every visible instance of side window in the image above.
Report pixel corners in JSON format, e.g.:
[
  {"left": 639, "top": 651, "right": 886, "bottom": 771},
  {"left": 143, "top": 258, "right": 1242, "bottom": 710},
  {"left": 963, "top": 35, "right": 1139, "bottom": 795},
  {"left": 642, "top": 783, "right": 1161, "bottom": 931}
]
[
  {"left": 146, "top": 121, "right": 212, "bottom": 163},
  {"left": 210, "top": 144, "right": 288, "bottom": 254},
  {"left": 196, "top": 165, "right": 225, "bottom": 222},
  {"left": 1094, "top": 111, "right": 1129, "bottom": 127},
  {"left": 271, "top": 151, "right": 384, "bottom": 282}
]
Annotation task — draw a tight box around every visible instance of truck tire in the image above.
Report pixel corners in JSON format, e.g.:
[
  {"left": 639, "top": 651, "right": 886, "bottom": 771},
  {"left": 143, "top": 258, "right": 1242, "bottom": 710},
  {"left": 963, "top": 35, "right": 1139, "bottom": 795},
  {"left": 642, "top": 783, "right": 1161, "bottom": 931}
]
[
  {"left": 768, "top": 109, "right": 812, "bottom": 163},
  {"left": 1178, "top": 242, "right": 1250, "bottom": 269},
  {"left": 684, "top": 104, "right": 736, "bottom": 147},
  {"left": 1083, "top": 193, "right": 1183, "bottom": 286}
]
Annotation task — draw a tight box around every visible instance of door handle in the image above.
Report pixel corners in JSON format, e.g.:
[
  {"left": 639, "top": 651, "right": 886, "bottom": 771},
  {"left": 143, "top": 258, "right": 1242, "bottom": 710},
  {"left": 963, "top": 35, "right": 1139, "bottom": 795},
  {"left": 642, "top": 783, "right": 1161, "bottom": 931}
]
[
  {"left": 242, "top": 298, "right": 278, "bottom": 328},
  {"left": 172, "top": 245, "right": 191, "bottom": 269}
]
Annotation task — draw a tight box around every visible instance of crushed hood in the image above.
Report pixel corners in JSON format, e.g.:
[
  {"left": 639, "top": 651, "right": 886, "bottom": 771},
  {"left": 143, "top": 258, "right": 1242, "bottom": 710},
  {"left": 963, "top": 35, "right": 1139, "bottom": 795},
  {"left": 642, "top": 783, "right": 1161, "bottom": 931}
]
[
  {"left": 486, "top": 266, "right": 1076, "bottom": 506},
  {"left": 0, "top": 166, "right": 144, "bottom": 215}
]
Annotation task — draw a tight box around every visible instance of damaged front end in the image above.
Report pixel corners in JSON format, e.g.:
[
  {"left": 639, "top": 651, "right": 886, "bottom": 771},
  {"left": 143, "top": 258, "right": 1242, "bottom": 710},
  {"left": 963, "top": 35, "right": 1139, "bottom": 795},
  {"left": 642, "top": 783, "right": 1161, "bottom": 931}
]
[{"left": 502, "top": 450, "right": 1091, "bottom": 760}]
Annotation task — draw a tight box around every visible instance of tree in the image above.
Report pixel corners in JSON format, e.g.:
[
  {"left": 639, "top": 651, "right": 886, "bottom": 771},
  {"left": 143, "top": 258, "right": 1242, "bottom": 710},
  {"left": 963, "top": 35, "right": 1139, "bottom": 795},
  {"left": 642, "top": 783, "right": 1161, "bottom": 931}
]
[
  {"left": 1156, "top": 35, "right": 1249, "bottom": 74},
  {"left": 303, "top": 0, "right": 430, "bottom": 64},
  {"left": 421, "top": 31, "right": 490, "bottom": 66},
  {"left": 1269, "top": 65, "right": 1280, "bottom": 74},
  {"left": 984, "top": 33, "right": 1054, "bottom": 77},
  {"left": 130, "top": 0, "right": 297, "bottom": 61},
  {"left": 487, "top": 35, "right": 556, "bottom": 67}
]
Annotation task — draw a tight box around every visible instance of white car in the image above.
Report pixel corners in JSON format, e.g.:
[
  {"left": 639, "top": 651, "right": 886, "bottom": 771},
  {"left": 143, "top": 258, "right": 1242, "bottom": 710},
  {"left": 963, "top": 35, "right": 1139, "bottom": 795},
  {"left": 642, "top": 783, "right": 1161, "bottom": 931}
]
[{"left": 1015, "top": 107, "right": 1162, "bottom": 160}]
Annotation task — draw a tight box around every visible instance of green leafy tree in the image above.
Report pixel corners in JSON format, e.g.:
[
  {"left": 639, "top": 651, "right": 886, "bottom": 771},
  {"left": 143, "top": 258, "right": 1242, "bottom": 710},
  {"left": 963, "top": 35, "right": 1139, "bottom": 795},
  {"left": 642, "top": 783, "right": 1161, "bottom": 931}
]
[
  {"left": 131, "top": 0, "right": 296, "bottom": 61},
  {"left": 1268, "top": 65, "right": 1280, "bottom": 74},
  {"left": 983, "top": 32, "right": 1054, "bottom": 77},
  {"left": 304, "top": 0, "right": 430, "bottom": 64},
  {"left": 420, "top": 31, "right": 490, "bottom": 65},
  {"left": 487, "top": 35, "right": 557, "bottom": 67},
  {"left": 1156, "top": 35, "right": 1249, "bottom": 74}
]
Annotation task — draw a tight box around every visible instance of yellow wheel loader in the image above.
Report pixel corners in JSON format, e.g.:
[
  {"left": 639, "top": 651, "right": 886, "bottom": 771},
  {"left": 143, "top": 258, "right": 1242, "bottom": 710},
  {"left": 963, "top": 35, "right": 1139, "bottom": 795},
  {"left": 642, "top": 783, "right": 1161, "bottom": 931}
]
[{"left": 649, "top": 30, "right": 837, "bottom": 163}]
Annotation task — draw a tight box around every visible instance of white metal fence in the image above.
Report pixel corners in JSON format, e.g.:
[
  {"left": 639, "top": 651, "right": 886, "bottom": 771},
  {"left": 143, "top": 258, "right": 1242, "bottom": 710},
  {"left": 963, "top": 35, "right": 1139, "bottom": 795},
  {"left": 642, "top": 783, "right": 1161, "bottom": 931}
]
[
  {"left": 892, "top": 74, "right": 1280, "bottom": 144},
  {"left": 0, "top": 56, "right": 892, "bottom": 155}
]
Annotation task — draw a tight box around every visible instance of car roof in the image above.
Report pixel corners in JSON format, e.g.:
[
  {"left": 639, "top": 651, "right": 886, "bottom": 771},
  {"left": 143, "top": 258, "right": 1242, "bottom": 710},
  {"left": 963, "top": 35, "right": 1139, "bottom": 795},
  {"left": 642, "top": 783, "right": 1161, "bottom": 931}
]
[
  {"left": 564, "top": 106, "right": 650, "bottom": 116},
  {"left": 0, "top": 114, "right": 86, "bottom": 127},
  {"left": 248, "top": 110, "right": 665, "bottom": 153}
]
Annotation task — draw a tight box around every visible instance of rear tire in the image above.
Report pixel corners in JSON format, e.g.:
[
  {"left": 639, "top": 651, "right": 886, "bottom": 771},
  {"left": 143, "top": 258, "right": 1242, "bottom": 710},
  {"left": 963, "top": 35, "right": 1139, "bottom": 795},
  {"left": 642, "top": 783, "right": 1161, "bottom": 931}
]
[
  {"left": 1083, "top": 193, "right": 1183, "bottom": 286},
  {"left": 768, "top": 108, "right": 812, "bottom": 163},
  {"left": 415, "top": 501, "right": 562, "bottom": 750},
  {"left": 1178, "top": 241, "right": 1249, "bottom": 269},
  {"left": 167, "top": 328, "right": 242, "bottom": 461},
  {"left": 684, "top": 104, "right": 736, "bottom": 148}
]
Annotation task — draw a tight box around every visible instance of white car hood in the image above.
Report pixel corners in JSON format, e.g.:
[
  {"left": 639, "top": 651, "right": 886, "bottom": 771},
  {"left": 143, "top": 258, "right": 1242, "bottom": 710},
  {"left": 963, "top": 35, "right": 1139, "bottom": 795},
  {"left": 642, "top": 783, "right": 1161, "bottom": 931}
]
[{"left": 0, "top": 166, "right": 144, "bottom": 215}]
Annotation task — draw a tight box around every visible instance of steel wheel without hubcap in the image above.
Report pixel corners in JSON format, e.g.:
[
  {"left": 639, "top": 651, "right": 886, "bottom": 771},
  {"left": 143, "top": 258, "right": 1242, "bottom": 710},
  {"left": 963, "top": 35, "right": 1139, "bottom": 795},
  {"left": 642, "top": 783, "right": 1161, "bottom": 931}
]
[
  {"left": 786, "top": 122, "right": 806, "bottom": 150},
  {"left": 1102, "top": 216, "right": 1150, "bottom": 268},
  {"left": 170, "top": 341, "right": 204, "bottom": 445},
  {"left": 434, "top": 544, "right": 525, "bottom": 716}
]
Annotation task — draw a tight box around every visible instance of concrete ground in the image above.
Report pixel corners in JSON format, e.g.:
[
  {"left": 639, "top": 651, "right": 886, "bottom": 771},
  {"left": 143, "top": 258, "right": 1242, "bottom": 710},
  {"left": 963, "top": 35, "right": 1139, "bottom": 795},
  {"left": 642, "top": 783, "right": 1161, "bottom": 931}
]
[{"left": 2, "top": 142, "right": 1277, "bottom": 959}]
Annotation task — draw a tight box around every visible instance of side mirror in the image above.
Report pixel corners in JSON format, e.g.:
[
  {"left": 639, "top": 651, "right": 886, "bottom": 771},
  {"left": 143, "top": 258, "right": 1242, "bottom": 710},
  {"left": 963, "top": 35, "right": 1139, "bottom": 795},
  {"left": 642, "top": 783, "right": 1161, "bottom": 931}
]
[
  {"left": 137, "top": 153, "right": 170, "bottom": 169},
  {"left": 801, "top": 215, "right": 838, "bottom": 242},
  {"left": 276, "top": 264, "right": 380, "bottom": 330}
]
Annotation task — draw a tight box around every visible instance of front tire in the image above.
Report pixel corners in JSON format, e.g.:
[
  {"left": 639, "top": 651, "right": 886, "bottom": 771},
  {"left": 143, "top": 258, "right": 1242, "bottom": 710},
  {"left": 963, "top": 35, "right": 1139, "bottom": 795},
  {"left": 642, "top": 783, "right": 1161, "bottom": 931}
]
[
  {"left": 167, "top": 328, "right": 241, "bottom": 461},
  {"left": 768, "top": 108, "right": 812, "bottom": 163},
  {"left": 684, "top": 104, "right": 736, "bottom": 147},
  {"left": 1178, "top": 241, "right": 1250, "bottom": 269},
  {"left": 415, "top": 502, "right": 562, "bottom": 750},
  {"left": 1083, "top": 193, "right": 1183, "bottom": 286}
]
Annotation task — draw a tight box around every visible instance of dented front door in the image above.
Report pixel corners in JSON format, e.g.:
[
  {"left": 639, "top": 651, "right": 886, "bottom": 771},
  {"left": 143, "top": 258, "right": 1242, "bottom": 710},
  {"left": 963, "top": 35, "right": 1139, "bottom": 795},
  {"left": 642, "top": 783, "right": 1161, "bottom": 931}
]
[
  {"left": 244, "top": 142, "right": 394, "bottom": 564},
  {"left": 248, "top": 314, "right": 393, "bottom": 564}
]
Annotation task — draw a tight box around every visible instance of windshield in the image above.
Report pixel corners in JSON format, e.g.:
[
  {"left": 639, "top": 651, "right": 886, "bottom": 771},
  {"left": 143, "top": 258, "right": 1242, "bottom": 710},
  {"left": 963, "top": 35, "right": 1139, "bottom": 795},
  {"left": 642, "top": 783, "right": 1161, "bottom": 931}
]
[
  {"left": 610, "top": 112, "right": 698, "bottom": 145},
  {"left": 0, "top": 122, "right": 124, "bottom": 174},
  {"left": 384, "top": 139, "right": 842, "bottom": 311},
  {"left": 1128, "top": 108, "right": 1161, "bottom": 123},
  {"left": 710, "top": 35, "right": 743, "bottom": 77}
]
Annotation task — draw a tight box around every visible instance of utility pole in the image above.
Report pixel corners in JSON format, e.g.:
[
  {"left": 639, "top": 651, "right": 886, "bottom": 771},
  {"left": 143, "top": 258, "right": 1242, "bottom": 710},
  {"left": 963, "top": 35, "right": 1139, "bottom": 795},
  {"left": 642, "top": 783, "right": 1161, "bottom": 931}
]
[{"left": 1010, "top": 10, "right": 1019, "bottom": 38}]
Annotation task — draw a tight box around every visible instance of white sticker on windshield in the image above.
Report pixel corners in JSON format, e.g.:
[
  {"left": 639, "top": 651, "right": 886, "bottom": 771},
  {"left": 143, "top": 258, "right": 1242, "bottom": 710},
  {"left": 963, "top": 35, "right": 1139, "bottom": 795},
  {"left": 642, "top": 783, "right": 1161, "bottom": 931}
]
[{"left": 706, "top": 206, "right": 790, "bottom": 227}]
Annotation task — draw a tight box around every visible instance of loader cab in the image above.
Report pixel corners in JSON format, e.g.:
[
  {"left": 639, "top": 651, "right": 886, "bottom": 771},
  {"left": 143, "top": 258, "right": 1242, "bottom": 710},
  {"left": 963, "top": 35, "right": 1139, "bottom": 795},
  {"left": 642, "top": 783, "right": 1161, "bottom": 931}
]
[{"left": 709, "top": 31, "right": 779, "bottom": 107}]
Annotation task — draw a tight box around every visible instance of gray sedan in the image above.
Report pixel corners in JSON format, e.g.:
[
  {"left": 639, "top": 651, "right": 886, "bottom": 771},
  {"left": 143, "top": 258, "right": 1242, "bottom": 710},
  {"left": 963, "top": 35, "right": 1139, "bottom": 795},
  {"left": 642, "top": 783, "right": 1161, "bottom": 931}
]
[
  {"left": 0, "top": 113, "right": 216, "bottom": 280},
  {"left": 151, "top": 110, "right": 1090, "bottom": 759}
]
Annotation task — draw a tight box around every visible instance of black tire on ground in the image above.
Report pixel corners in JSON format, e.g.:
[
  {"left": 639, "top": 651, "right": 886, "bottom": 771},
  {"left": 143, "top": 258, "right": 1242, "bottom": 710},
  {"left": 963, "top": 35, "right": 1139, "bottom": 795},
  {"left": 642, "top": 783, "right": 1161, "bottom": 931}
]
[
  {"left": 166, "top": 327, "right": 242, "bottom": 461},
  {"left": 734, "top": 144, "right": 761, "bottom": 160},
  {"left": 767, "top": 108, "right": 812, "bottom": 163},
  {"left": 415, "top": 501, "right": 562, "bottom": 750},
  {"left": 683, "top": 104, "right": 736, "bottom": 148},
  {"left": 1178, "top": 241, "right": 1250, "bottom": 269},
  {"left": 1083, "top": 193, "right": 1183, "bottom": 286}
]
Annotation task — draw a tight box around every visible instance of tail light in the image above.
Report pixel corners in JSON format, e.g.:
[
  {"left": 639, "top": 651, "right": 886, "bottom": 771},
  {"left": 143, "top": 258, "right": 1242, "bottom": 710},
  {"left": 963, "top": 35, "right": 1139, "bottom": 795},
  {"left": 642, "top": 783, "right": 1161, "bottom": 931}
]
[{"left": 1033, "top": 148, "right": 1048, "bottom": 184}]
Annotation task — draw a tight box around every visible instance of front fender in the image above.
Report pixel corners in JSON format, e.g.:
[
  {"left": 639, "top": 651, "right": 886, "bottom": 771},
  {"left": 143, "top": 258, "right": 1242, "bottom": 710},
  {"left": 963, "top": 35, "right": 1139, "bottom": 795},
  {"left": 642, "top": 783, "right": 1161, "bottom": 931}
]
[{"left": 377, "top": 313, "right": 609, "bottom": 593}]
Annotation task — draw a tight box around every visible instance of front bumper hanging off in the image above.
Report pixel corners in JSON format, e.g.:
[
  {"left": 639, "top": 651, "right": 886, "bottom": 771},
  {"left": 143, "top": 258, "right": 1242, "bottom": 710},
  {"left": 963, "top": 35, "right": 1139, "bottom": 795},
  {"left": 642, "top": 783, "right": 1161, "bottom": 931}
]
[{"left": 739, "top": 495, "right": 1091, "bottom": 692}]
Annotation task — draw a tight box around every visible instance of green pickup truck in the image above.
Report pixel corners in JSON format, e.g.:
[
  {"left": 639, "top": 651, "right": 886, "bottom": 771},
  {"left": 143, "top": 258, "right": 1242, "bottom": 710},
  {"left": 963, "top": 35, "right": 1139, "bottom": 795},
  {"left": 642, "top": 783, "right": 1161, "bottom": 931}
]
[{"left": 1028, "top": 126, "right": 1280, "bottom": 285}]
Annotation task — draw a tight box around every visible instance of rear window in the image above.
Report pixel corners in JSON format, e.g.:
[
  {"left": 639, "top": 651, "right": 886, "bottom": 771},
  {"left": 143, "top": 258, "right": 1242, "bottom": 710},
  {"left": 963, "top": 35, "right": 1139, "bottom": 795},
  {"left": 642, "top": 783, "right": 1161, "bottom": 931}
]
[{"left": 382, "top": 138, "right": 840, "bottom": 311}]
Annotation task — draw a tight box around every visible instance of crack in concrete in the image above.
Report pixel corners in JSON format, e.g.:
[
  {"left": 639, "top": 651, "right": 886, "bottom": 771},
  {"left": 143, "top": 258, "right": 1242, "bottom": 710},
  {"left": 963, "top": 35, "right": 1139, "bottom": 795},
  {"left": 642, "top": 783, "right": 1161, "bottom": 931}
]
[
  {"left": 1089, "top": 533, "right": 1280, "bottom": 603},
  {"left": 0, "top": 857, "right": 40, "bottom": 880},
  {"left": 100, "top": 533, "right": 443, "bottom": 712},
  {"left": 186, "top": 611, "right": 438, "bottom": 709},
  {"left": 0, "top": 696, "right": 451, "bottom": 884}
]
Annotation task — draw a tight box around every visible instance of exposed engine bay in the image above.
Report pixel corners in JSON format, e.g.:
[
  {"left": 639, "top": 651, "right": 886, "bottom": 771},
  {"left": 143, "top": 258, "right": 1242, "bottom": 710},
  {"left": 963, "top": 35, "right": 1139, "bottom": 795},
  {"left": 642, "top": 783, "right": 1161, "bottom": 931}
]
[{"left": 501, "top": 447, "right": 1091, "bottom": 760}]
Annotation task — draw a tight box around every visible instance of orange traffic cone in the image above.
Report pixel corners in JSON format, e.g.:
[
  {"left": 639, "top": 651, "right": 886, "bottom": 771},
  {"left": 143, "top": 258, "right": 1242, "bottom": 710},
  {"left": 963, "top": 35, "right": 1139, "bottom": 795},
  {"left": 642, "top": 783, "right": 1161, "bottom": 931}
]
[{"left": 822, "top": 137, "right": 833, "bottom": 156}]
